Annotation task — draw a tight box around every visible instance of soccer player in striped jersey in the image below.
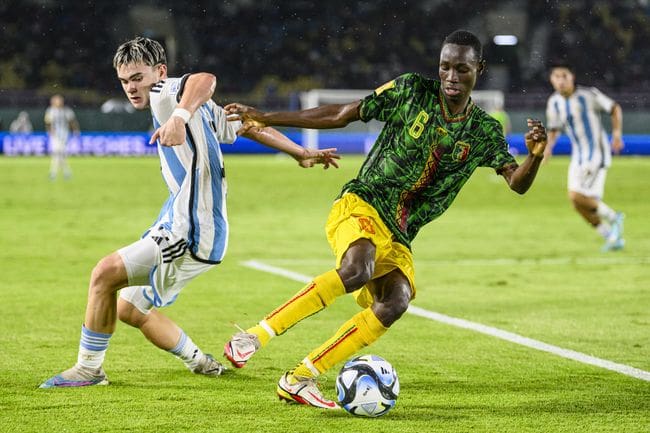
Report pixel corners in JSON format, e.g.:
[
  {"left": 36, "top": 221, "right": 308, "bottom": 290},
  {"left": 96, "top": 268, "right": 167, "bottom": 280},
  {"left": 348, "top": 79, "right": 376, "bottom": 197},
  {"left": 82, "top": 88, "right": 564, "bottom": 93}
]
[
  {"left": 544, "top": 62, "right": 625, "bottom": 251},
  {"left": 45, "top": 94, "right": 79, "bottom": 180},
  {"left": 40, "top": 37, "right": 339, "bottom": 388},
  {"left": 223, "top": 30, "right": 548, "bottom": 409}
]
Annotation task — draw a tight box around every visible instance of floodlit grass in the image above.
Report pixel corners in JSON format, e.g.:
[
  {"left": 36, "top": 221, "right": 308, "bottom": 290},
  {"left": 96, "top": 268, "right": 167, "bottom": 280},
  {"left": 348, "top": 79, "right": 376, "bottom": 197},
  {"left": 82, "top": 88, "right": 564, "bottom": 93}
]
[{"left": 1, "top": 155, "right": 648, "bottom": 433}]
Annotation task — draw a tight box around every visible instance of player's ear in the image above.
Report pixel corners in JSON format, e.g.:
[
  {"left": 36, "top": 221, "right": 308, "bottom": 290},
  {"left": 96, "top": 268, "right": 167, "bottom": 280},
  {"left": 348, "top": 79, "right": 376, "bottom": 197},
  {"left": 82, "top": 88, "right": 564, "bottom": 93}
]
[
  {"left": 478, "top": 60, "right": 486, "bottom": 76},
  {"left": 156, "top": 64, "right": 168, "bottom": 79}
]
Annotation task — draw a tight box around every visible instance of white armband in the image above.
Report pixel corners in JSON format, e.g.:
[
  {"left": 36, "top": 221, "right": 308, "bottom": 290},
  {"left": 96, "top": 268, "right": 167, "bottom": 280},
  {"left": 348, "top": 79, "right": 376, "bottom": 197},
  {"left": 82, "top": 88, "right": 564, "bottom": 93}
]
[{"left": 171, "top": 108, "right": 192, "bottom": 124}]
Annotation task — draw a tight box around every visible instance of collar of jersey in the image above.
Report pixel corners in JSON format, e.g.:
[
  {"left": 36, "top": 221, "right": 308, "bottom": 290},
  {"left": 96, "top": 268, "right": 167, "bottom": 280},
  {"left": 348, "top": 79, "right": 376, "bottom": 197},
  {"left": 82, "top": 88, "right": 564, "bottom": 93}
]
[{"left": 439, "top": 86, "right": 474, "bottom": 123}]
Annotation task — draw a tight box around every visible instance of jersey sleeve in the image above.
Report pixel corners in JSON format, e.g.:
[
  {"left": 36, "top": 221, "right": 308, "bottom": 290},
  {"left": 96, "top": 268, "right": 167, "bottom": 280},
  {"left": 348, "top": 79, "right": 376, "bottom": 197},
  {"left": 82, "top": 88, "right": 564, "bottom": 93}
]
[
  {"left": 545, "top": 95, "right": 563, "bottom": 131},
  {"left": 65, "top": 107, "right": 76, "bottom": 122},
  {"left": 482, "top": 118, "right": 517, "bottom": 172},
  {"left": 211, "top": 102, "right": 241, "bottom": 144},
  {"left": 590, "top": 87, "right": 615, "bottom": 113},
  {"left": 149, "top": 75, "right": 188, "bottom": 124},
  {"left": 359, "top": 73, "right": 413, "bottom": 123}
]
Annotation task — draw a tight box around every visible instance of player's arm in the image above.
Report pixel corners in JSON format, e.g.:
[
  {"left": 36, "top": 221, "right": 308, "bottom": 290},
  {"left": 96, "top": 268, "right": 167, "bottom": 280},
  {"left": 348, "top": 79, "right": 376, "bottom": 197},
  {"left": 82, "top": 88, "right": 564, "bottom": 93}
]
[
  {"left": 241, "top": 126, "right": 340, "bottom": 169},
  {"left": 224, "top": 102, "right": 361, "bottom": 135},
  {"left": 69, "top": 115, "right": 81, "bottom": 135},
  {"left": 150, "top": 73, "right": 217, "bottom": 146},
  {"left": 543, "top": 128, "right": 560, "bottom": 163},
  {"left": 500, "top": 119, "right": 547, "bottom": 194},
  {"left": 610, "top": 103, "right": 624, "bottom": 154}
]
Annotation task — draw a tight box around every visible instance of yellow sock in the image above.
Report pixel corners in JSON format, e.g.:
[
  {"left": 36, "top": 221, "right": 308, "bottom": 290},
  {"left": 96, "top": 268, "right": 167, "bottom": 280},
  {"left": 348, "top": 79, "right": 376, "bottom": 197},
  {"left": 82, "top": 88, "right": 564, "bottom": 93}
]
[
  {"left": 246, "top": 324, "right": 273, "bottom": 347},
  {"left": 260, "top": 269, "right": 345, "bottom": 337},
  {"left": 293, "top": 308, "right": 388, "bottom": 378}
]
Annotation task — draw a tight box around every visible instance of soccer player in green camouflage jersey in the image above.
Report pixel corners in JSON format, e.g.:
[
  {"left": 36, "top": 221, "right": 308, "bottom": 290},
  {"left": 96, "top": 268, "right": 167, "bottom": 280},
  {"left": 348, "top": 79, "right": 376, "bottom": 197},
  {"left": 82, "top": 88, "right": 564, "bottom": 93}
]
[{"left": 223, "top": 29, "right": 548, "bottom": 409}]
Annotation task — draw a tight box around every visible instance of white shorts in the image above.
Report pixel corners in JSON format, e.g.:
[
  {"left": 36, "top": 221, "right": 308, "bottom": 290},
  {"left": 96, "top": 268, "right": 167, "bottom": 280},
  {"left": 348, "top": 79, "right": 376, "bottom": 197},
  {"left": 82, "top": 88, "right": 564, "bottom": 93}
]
[
  {"left": 118, "top": 227, "right": 213, "bottom": 314},
  {"left": 567, "top": 163, "right": 607, "bottom": 199},
  {"left": 49, "top": 135, "right": 68, "bottom": 154}
]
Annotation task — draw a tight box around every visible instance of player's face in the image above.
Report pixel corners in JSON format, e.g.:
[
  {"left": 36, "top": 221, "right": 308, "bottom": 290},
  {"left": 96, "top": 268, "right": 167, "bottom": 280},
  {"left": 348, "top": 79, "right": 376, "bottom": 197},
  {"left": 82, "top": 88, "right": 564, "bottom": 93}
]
[
  {"left": 116, "top": 62, "right": 167, "bottom": 110},
  {"left": 549, "top": 67, "right": 575, "bottom": 96},
  {"left": 439, "top": 43, "right": 482, "bottom": 104}
]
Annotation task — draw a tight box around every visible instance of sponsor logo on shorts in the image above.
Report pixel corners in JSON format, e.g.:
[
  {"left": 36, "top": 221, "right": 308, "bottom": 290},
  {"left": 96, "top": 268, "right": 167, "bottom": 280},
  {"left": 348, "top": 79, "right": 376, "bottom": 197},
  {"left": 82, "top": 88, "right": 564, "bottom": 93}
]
[{"left": 358, "top": 217, "right": 376, "bottom": 234}]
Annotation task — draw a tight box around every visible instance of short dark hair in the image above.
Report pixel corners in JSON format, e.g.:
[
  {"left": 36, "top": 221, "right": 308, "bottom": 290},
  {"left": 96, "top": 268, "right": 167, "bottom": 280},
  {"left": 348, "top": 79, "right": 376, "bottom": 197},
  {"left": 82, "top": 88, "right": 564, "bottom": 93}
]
[
  {"left": 548, "top": 59, "right": 574, "bottom": 73},
  {"left": 443, "top": 30, "right": 483, "bottom": 61},
  {"left": 113, "top": 36, "right": 167, "bottom": 69}
]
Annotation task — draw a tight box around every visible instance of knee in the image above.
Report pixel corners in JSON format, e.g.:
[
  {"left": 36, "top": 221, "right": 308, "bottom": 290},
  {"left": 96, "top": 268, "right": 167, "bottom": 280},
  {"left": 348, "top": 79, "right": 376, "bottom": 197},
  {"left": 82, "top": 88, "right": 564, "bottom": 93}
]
[
  {"left": 89, "top": 254, "right": 127, "bottom": 295},
  {"left": 377, "top": 295, "right": 410, "bottom": 327},
  {"left": 372, "top": 283, "right": 412, "bottom": 327},
  {"left": 338, "top": 262, "right": 374, "bottom": 292}
]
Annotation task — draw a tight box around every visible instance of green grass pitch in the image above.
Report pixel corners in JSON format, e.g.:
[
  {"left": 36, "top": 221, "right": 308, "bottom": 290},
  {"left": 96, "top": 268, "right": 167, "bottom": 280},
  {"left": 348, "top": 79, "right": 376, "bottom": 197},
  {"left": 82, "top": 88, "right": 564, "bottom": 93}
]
[{"left": 1, "top": 154, "right": 648, "bottom": 433}]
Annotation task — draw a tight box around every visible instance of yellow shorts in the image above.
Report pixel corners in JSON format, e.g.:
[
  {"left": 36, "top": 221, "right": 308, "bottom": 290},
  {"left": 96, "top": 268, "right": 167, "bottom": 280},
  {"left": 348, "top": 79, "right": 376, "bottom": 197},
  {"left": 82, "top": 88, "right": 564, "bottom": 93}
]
[{"left": 325, "top": 192, "right": 416, "bottom": 308}]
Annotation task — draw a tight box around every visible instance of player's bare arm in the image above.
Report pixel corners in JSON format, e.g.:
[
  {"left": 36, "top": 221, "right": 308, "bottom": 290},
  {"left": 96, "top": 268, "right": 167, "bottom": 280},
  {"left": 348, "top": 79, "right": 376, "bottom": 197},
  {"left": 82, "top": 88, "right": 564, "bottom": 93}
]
[
  {"left": 150, "top": 73, "right": 217, "bottom": 147},
  {"left": 241, "top": 126, "right": 340, "bottom": 169},
  {"left": 610, "top": 103, "right": 624, "bottom": 154},
  {"left": 500, "top": 118, "right": 547, "bottom": 194},
  {"left": 225, "top": 101, "right": 362, "bottom": 134},
  {"left": 543, "top": 129, "right": 560, "bottom": 163}
]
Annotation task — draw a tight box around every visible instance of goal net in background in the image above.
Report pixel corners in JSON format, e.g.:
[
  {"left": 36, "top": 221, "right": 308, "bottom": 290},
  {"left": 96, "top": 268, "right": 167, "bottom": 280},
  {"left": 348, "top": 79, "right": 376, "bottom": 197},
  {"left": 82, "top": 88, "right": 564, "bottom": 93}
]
[{"left": 299, "top": 89, "right": 504, "bottom": 152}]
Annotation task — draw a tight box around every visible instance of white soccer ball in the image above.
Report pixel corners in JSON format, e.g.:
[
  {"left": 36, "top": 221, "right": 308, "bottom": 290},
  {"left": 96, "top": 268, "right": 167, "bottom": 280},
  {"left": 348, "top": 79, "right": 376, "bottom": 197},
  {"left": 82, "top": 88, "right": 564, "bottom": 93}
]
[{"left": 335, "top": 354, "right": 399, "bottom": 417}]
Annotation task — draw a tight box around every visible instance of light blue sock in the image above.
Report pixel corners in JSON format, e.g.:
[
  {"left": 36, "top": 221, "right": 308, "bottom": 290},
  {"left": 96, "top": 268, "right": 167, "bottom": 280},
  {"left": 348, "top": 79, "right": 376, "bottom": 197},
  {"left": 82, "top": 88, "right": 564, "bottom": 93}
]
[
  {"left": 77, "top": 325, "right": 111, "bottom": 369},
  {"left": 169, "top": 331, "right": 204, "bottom": 370}
]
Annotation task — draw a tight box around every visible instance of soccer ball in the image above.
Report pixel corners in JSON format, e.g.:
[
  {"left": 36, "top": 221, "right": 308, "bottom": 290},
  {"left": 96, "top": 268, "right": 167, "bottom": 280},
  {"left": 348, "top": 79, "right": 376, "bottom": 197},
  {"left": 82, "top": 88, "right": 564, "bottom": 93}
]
[{"left": 335, "top": 354, "right": 399, "bottom": 417}]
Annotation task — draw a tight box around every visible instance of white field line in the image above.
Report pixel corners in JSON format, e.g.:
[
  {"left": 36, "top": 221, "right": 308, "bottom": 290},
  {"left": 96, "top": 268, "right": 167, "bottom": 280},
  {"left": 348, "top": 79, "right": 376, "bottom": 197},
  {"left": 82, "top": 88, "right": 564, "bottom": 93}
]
[
  {"left": 250, "top": 256, "right": 650, "bottom": 267},
  {"left": 241, "top": 259, "right": 650, "bottom": 382}
]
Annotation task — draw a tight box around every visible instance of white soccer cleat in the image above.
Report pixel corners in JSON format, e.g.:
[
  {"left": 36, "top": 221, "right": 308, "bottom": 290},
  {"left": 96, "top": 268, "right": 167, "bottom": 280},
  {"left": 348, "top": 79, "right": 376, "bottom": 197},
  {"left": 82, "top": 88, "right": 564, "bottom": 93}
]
[
  {"left": 192, "top": 354, "right": 226, "bottom": 377},
  {"left": 276, "top": 371, "right": 340, "bottom": 410},
  {"left": 39, "top": 365, "right": 109, "bottom": 388},
  {"left": 602, "top": 212, "right": 625, "bottom": 252},
  {"left": 223, "top": 332, "right": 261, "bottom": 368}
]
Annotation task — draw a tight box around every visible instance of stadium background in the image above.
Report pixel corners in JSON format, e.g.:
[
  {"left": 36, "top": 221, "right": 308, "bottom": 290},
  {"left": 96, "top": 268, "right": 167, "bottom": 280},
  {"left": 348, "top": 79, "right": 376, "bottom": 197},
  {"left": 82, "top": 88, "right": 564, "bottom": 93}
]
[{"left": 1, "top": 0, "right": 649, "bottom": 155}]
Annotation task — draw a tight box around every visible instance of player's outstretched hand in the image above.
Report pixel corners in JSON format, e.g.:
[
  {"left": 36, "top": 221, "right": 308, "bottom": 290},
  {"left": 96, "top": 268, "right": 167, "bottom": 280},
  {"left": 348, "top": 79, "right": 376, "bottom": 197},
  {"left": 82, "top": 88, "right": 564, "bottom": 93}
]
[
  {"left": 225, "top": 103, "right": 266, "bottom": 136},
  {"left": 524, "top": 118, "right": 547, "bottom": 158},
  {"left": 150, "top": 116, "right": 187, "bottom": 146},
  {"left": 296, "top": 147, "right": 341, "bottom": 169}
]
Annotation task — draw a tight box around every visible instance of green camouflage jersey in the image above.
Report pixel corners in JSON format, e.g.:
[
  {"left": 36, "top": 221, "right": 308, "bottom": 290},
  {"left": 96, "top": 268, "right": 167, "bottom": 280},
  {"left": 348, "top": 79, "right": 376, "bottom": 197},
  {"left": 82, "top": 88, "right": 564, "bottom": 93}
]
[{"left": 341, "top": 72, "right": 517, "bottom": 248}]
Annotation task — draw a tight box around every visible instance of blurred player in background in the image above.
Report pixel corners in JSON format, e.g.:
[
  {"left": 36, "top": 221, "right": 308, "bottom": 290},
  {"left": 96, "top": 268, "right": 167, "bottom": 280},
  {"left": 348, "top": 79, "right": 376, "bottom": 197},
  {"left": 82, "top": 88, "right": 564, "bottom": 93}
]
[
  {"left": 40, "top": 37, "right": 339, "bottom": 388},
  {"left": 224, "top": 29, "right": 548, "bottom": 409},
  {"left": 10, "top": 111, "right": 33, "bottom": 133},
  {"left": 544, "top": 61, "right": 625, "bottom": 251},
  {"left": 45, "top": 94, "right": 79, "bottom": 180}
]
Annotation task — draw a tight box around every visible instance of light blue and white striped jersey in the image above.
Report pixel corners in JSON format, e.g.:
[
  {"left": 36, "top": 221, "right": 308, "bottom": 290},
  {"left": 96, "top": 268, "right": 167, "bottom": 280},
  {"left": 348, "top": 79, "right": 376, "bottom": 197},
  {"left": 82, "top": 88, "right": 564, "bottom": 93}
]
[
  {"left": 546, "top": 86, "right": 615, "bottom": 168},
  {"left": 44, "top": 106, "right": 76, "bottom": 142},
  {"left": 148, "top": 75, "right": 242, "bottom": 264}
]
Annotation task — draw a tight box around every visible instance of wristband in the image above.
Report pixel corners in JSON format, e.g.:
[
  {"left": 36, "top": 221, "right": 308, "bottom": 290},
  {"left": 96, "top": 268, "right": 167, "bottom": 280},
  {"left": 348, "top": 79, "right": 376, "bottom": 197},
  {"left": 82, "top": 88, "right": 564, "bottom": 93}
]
[{"left": 171, "top": 108, "right": 192, "bottom": 124}]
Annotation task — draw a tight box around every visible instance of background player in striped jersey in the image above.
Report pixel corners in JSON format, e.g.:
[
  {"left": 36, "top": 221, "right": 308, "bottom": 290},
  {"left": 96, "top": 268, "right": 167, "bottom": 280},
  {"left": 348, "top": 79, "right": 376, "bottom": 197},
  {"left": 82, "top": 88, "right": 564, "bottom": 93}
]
[
  {"left": 223, "top": 30, "right": 547, "bottom": 409},
  {"left": 40, "top": 37, "right": 339, "bottom": 388},
  {"left": 544, "top": 62, "right": 625, "bottom": 251},
  {"left": 45, "top": 94, "right": 79, "bottom": 180}
]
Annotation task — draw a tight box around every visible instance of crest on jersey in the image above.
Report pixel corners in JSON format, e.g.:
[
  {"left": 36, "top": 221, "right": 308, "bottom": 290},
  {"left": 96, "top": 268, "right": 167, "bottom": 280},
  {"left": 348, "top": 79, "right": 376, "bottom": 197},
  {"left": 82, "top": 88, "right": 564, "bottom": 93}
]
[
  {"left": 170, "top": 80, "right": 180, "bottom": 95},
  {"left": 452, "top": 141, "right": 471, "bottom": 162}
]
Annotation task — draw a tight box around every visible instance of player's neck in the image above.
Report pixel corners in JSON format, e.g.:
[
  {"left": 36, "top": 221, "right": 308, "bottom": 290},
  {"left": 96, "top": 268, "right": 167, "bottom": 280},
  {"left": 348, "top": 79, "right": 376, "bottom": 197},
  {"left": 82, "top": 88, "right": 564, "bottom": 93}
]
[
  {"left": 560, "top": 86, "right": 575, "bottom": 98},
  {"left": 445, "top": 96, "right": 470, "bottom": 116}
]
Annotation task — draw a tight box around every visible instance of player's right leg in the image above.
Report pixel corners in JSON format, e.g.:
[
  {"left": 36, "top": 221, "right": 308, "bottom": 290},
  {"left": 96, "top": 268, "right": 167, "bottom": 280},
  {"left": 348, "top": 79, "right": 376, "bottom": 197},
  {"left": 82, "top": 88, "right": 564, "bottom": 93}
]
[
  {"left": 224, "top": 266, "right": 350, "bottom": 368},
  {"left": 40, "top": 252, "right": 129, "bottom": 388},
  {"left": 224, "top": 193, "right": 384, "bottom": 370},
  {"left": 224, "top": 237, "right": 378, "bottom": 369}
]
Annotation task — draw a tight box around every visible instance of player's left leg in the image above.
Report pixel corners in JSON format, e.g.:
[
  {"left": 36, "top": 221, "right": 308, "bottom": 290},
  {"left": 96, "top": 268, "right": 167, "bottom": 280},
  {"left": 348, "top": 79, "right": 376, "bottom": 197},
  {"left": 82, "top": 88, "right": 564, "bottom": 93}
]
[
  {"left": 117, "top": 292, "right": 224, "bottom": 376},
  {"left": 292, "top": 270, "right": 411, "bottom": 378},
  {"left": 277, "top": 270, "right": 412, "bottom": 409},
  {"left": 569, "top": 166, "right": 624, "bottom": 250}
]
